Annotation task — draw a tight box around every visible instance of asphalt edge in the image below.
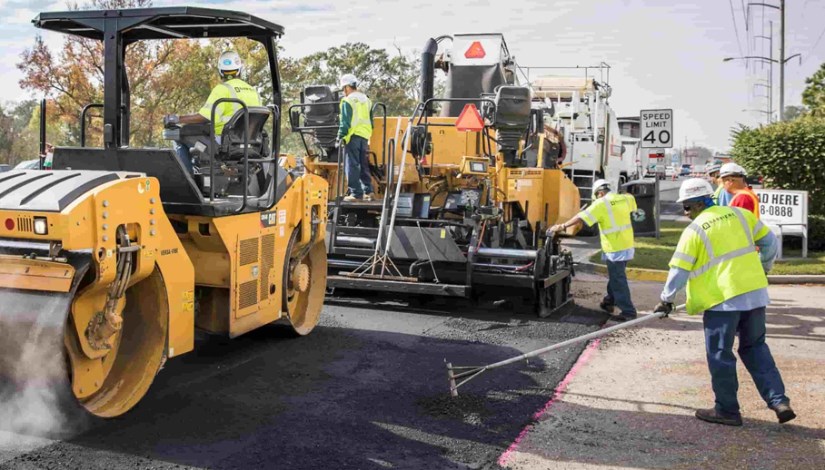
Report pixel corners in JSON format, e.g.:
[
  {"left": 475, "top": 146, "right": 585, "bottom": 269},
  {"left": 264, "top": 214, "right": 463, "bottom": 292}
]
[{"left": 576, "top": 261, "right": 825, "bottom": 285}]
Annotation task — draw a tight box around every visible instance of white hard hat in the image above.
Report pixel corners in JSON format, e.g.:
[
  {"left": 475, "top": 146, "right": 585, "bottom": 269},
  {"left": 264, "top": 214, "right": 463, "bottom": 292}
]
[
  {"left": 719, "top": 162, "right": 747, "bottom": 178},
  {"left": 218, "top": 51, "right": 243, "bottom": 75},
  {"left": 592, "top": 178, "right": 611, "bottom": 196},
  {"left": 705, "top": 163, "right": 721, "bottom": 175},
  {"left": 677, "top": 178, "right": 714, "bottom": 202},
  {"left": 339, "top": 73, "right": 358, "bottom": 89}
]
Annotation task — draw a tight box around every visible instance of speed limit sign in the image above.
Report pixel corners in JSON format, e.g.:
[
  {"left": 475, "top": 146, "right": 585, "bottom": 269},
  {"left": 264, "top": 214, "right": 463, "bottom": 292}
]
[{"left": 640, "top": 109, "right": 673, "bottom": 148}]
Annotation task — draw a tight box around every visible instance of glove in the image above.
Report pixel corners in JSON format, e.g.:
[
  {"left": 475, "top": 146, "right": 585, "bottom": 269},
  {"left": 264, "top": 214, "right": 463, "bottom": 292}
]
[
  {"left": 163, "top": 114, "right": 180, "bottom": 128},
  {"left": 653, "top": 301, "right": 674, "bottom": 318},
  {"left": 546, "top": 224, "right": 565, "bottom": 236},
  {"left": 334, "top": 138, "right": 341, "bottom": 148}
]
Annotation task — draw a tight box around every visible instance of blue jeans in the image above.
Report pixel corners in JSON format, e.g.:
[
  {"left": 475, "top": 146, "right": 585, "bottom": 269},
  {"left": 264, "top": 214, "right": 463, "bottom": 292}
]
[
  {"left": 703, "top": 308, "right": 789, "bottom": 416},
  {"left": 605, "top": 260, "right": 636, "bottom": 316},
  {"left": 174, "top": 141, "right": 194, "bottom": 173},
  {"left": 345, "top": 135, "right": 374, "bottom": 198}
]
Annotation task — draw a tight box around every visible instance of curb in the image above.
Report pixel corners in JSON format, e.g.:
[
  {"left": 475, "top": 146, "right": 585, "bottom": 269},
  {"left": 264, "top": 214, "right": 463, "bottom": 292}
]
[
  {"left": 577, "top": 262, "right": 668, "bottom": 282},
  {"left": 577, "top": 261, "right": 825, "bottom": 285}
]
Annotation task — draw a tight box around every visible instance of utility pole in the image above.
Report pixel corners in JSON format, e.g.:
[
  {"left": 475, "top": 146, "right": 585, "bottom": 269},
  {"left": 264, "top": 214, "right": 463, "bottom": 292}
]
[
  {"left": 779, "top": 0, "right": 785, "bottom": 121},
  {"left": 754, "top": 21, "right": 773, "bottom": 123}
]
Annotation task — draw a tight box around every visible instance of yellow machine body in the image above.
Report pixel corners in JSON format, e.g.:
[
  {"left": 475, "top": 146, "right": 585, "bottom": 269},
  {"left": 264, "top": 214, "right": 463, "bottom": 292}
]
[
  {"left": 306, "top": 115, "right": 580, "bottom": 233},
  {"left": 0, "top": 168, "right": 327, "bottom": 418}
]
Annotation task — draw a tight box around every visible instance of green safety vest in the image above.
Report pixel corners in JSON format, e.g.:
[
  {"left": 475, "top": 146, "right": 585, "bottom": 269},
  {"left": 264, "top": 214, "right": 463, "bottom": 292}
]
[
  {"left": 578, "top": 192, "right": 636, "bottom": 253},
  {"left": 198, "top": 78, "right": 262, "bottom": 136},
  {"left": 669, "top": 206, "right": 770, "bottom": 315},
  {"left": 341, "top": 91, "right": 373, "bottom": 143},
  {"left": 712, "top": 185, "right": 723, "bottom": 204}
]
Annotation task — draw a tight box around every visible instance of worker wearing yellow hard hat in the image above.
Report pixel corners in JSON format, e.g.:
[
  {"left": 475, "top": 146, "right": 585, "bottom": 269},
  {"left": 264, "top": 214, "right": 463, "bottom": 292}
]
[
  {"left": 654, "top": 178, "right": 794, "bottom": 427},
  {"left": 549, "top": 179, "right": 637, "bottom": 321}
]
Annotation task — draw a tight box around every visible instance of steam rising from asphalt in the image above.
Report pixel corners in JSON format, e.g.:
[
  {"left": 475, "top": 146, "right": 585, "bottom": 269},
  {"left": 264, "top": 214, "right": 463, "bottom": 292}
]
[{"left": 0, "top": 295, "right": 88, "bottom": 445}]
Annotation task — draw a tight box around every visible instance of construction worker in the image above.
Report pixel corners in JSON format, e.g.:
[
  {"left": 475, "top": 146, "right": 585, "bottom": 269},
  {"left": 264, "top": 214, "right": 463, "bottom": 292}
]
[
  {"left": 705, "top": 162, "right": 730, "bottom": 206},
  {"left": 336, "top": 73, "right": 375, "bottom": 202},
  {"left": 549, "top": 179, "right": 637, "bottom": 321},
  {"left": 720, "top": 162, "right": 760, "bottom": 218},
  {"left": 654, "top": 178, "right": 794, "bottom": 426},
  {"left": 168, "top": 51, "right": 262, "bottom": 173}
]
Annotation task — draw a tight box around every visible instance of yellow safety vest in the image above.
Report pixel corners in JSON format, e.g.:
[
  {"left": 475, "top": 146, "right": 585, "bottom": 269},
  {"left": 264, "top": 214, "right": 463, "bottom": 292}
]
[
  {"left": 199, "top": 78, "right": 262, "bottom": 136},
  {"left": 578, "top": 192, "right": 636, "bottom": 253},
  {"left": 712, "top": 185, "right": 723, "bottom": 204},
  {"left": 341, "top": 91, "right": 373, "bottom": 143},
  {"left": 669, "top": 206, "right": 770, "bottom": 315}
]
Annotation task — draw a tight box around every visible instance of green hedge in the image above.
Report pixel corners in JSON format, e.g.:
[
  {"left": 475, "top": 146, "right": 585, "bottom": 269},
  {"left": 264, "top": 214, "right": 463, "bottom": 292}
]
[{"left": 731, "top": 117, "right": 825, "bottom": 216}]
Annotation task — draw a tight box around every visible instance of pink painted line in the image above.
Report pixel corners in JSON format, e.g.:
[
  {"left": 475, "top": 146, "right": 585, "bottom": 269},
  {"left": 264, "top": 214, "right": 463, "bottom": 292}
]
[{"left": 497, "top": 338, "right": 602, "bottom": 467}]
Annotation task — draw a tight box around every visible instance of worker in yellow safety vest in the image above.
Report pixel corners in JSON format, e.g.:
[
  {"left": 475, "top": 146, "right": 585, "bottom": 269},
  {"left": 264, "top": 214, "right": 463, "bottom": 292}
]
[
  {"left": 336, "top": 73, "right": 375, "bottom": 202},
  {"left": 166, "top": 51, "right": 262, "bottom": 173},
  {"left": 653, "top": 178, "right": 795, "bottom": 427},
  {"left": 549, "top": 179, "right": 638, "bottom": 321}
]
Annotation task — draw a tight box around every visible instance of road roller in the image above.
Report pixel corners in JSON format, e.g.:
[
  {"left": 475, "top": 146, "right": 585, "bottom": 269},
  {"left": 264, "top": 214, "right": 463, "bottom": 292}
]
[{"left": 0, "top": 7, "right": 327, "bottom": 419}]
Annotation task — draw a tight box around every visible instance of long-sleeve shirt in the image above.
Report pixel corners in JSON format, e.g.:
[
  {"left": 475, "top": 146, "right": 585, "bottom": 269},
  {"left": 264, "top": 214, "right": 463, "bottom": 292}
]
[{"left": 661, "top": 230, "right": 777, "bottom": 311}]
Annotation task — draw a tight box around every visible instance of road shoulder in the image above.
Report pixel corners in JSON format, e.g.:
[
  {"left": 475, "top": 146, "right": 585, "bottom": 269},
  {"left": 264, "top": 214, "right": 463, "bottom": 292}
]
[{"left": 499, "top": 284, "right": 825, "bottom": 469}]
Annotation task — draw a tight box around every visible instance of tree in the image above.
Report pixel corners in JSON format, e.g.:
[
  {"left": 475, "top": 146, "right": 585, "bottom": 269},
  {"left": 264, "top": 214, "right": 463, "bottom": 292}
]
[
  {"left": 802, "top": 62, "right": 825, "bottom": 117},
  {"left": 15, "top": 0, "right": 421, "bottom": 155},
  {"left": 783, "top": 105, "right": 807, "bottom": 121},
  {"left": 0, "top": 100, "right": 38, "bottom": 166},
  {"left": 278, "top": 43, "right": 420, "bottom": 154}
]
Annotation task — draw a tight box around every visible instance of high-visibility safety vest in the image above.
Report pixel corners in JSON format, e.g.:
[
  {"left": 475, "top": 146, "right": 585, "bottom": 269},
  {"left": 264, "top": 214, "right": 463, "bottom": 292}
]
[
  {"left": 341, "top": 91, "right": 373, "bottom": 143},
  {"left": 578, "top": 192, "right": 636, "bottom": 253},
  {"left": 712, "top": 185, "right": 723, "bottom": 204},
  {"left": 669, "top": 206, "right": 770, "bottom": 315},
  {"left": 731, "top": 187, "right": 761, "bottom": 219},
  {"left": 198, "top": 78, "right": 262, "bottom": 136}
]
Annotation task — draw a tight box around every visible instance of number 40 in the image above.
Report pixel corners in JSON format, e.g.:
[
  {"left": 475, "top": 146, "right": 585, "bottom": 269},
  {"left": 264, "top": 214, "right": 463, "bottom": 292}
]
[{"left": 643, "top": 130, "right": 671, "bottom": 145}]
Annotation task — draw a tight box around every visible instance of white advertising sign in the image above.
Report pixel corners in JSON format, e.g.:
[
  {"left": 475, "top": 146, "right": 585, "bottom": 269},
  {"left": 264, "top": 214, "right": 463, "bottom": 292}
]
[
  {"left": 754, "top": 189, "right": 808, "bottom": 226},
  {"left": 640, "top": 109, "right": 673, "bottom": 148}
]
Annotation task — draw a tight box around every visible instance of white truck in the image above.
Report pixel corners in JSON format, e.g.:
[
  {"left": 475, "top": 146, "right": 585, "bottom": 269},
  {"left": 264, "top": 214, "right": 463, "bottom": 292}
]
[{"left": 531, "top": 72, "right": 622, "bottom": 206}]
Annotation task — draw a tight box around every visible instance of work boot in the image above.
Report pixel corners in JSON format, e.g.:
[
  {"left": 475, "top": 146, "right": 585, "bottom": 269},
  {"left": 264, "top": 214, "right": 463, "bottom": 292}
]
[
  {"left": 343, "top": 195, "right": 358, "bottom": 202},
  {"left": 608, "top": 313, "right": 637, "bottom": 323},
  {"left": 695, "top": 408, "right": 743, "bottom": 426},
  {"left": 772, "top": 403, "right": 796, "bottom": 424},
  {"left": 364, "top": 193, "right": 375, "bottom": 202},
  {"left": 599, "top": 300, "right": 615, "bottom": 314}
]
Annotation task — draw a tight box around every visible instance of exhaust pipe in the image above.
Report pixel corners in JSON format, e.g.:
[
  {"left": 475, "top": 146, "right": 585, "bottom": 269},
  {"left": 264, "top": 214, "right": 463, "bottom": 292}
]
[{"left": 420, "top": 38, "right": 438, "bottom": 116}]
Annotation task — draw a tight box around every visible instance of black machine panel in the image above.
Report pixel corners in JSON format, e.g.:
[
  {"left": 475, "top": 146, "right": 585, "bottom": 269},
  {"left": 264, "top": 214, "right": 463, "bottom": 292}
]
[
  {"left": 0, "top": 170, "right": 120, "bottom": 212},
  {"left": 396, "top": 193, "right": 431, "bottom": 218},
  {"left": 443, "top": 189, "right": 482, "bottom": 211}
]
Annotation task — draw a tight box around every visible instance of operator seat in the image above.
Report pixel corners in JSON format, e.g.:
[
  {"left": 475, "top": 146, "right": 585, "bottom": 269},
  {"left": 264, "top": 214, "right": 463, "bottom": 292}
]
[{"left": 196, "top": 106, "right": 272, "bottom": 197}]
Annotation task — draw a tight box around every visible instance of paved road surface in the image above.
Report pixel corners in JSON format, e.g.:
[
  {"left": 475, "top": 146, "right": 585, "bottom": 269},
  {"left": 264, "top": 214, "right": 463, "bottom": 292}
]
[{"left": 0, "top": 281, "right": 612, "bottom": 470}]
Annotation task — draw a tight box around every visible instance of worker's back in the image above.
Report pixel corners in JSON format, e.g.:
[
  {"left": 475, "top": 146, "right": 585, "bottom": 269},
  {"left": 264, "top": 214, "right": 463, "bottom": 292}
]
[
  {"left": 672, "top": 205, "right": 768, "bottom": 314},
  {"left": 199, "top": 78, "right": 262, "bottom": 136}
]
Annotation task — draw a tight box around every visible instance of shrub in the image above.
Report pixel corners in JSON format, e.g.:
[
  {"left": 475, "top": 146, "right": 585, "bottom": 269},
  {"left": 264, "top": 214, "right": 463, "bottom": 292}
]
[{"left": 731, "top": 117, "right": 825, "bottom": 216}]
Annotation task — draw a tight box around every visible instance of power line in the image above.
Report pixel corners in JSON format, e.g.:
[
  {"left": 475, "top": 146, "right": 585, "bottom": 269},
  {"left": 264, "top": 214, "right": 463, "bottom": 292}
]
[
  {"left": 729, "top": 0, "right": 746, "bottom": 59},
  {"left": 802, "top": 24, "right": 825, "bottom": 64}
]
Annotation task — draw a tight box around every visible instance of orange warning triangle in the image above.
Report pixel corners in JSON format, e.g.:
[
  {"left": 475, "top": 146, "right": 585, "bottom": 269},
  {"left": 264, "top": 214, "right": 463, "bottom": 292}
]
[
  {"left": 464, "top": 41, "right": 486, "bottom": 59},
  {"left": 455, "top": 103, "right": 485, "bottom": 132}
]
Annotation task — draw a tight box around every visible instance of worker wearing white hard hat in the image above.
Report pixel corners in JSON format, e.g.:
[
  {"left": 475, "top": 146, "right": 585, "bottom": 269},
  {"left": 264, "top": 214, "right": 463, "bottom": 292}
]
[
  {"left": 336, "top": 73, "right": 375, "bottom": 202},
  {"left": 655, "top": 178, "right": 793, "bottom": 427},
  {"left": 166, "top": 51, "right": 261, "bottom": 173},
  {"left": 719, "top": 162, "right": 760, "bottom": 218},
  {"left": 705, "top": 161, "right": 730, "bottom": 206},
  {"left": 548, "top": 179, "right": 638, "bottom": 321}
]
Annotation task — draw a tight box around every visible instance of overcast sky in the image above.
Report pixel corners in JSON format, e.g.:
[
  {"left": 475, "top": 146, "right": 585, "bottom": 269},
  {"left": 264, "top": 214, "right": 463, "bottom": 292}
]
[{"left": 1, "top": 0, "right": 823, "bottom": 151}]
